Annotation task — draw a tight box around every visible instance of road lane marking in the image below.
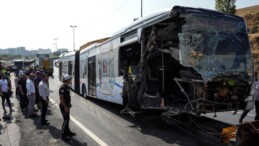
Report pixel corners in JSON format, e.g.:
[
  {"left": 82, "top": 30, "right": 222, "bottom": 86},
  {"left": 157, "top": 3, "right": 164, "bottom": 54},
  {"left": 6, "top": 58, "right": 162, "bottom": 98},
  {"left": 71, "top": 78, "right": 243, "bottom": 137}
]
[{"left": 49, "top": 98, "right": 109, "bottom": 146}]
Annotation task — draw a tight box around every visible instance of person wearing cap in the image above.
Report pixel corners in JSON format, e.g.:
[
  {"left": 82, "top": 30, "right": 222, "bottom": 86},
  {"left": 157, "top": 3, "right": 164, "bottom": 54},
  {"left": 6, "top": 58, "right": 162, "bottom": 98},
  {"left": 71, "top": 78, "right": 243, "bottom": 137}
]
[
  {"left": 59, "top": 74, "right": 76, "bottom": 140},
  {"left": 38, "top": 74, "right": 50, "bottom": 125}
]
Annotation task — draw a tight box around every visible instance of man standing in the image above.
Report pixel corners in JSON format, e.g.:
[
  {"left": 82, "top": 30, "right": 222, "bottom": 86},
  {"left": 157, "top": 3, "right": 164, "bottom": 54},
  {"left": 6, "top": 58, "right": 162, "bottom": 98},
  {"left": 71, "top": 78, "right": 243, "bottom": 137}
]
[
  {"left": 38, "top": 74, "right": 50, "bottom": 125},
  {"left": 34, "top": 71, "right": 42, "bottom": 109},
  {"left": 26, "top": 73, "right": 36, "bottom": 117},
  {"left": 0, "top": 73, "right": 13, "bottom": 113},
  {"left": 14, "top": 73, "right": 19, "bottom": 98},
  {"left": 18, "top": 74, "right": 28, "bottom": 111},
  {"left": 59, "top": 74, "right": 76, "bottom": 140}
]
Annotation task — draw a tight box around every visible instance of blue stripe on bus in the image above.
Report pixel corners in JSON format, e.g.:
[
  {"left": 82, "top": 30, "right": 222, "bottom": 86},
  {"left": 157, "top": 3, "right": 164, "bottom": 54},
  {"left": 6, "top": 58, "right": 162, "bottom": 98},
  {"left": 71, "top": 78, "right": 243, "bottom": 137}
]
[
  {"left": 109, "top": 80, "right": 123, "bottom": 89},
  {"left": 114, "top": 82, "right": 123, "bottom": 89}
]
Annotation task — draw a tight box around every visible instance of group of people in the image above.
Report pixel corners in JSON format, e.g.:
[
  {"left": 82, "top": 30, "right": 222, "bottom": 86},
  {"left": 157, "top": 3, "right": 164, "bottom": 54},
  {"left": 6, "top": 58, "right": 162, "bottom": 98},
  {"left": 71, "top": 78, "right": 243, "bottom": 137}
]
[{"left": 0, "top": 67, "right": 76, "bottom": 141}]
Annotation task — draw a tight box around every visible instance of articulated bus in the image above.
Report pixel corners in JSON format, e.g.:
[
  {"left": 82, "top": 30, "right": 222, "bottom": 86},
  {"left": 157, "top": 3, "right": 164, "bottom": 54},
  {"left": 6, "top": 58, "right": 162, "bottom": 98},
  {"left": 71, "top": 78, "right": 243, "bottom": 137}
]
[
  {"left": 59, "top": 6, "right": 253, "bottom": 115},
  {"left": 59, "top": 51, "right": 80, "bottom": 93}
]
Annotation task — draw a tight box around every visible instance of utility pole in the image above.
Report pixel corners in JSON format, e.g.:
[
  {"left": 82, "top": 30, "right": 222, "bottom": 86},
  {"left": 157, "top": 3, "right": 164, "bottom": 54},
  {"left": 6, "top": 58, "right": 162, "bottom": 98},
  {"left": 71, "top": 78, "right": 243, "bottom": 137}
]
[
  {"left": 70, "top": 25, "right": 77, "bottom": 51},
  {"left": 53, "top": 38, "right": 58, "bottom": 51},
  {"left": 141, "top": 0, "right": 143, "bottom": 18}
]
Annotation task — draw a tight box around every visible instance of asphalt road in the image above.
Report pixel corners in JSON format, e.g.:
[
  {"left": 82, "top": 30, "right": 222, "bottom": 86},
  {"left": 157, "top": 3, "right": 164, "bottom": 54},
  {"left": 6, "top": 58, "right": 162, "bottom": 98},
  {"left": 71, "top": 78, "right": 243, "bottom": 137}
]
[
  {"left": 0, "top": 68, "right": 256, "bottom": 146},
  {"left": 50, "top": 68, "right": 211, "bottom": 146}
]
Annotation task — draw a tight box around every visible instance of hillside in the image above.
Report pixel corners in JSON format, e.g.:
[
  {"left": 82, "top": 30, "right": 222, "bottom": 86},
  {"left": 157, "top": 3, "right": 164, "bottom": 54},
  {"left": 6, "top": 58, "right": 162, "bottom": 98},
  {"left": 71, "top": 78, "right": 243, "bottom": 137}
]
[
  {"left": 236, "top": 5, "right": 259, "bottom": 16},
  {"left": 236, "top": 5, "right": 259, "bottom": 71}
]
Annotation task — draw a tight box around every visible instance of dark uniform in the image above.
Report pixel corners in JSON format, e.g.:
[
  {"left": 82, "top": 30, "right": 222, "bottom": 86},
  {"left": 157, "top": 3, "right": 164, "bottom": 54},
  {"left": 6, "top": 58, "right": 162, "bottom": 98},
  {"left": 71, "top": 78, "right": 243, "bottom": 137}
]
[
  {"left": 59, "top": 84, "right": 72, "bottom": 137},
  {"left": 18, "top": 77, "right": 28, "bottom": 110}
]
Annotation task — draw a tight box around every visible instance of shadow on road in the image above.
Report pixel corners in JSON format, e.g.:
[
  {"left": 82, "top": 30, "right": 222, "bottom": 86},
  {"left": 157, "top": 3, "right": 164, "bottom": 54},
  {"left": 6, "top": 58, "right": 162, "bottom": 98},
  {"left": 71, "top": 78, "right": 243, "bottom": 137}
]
[
  {"left": 2, "top": 111, "right": 13, "bottom": 124},
  {"left": 83, "top": 97, "right": 212, "bottom": 146},
  {"left": 49, "top": 125, "right": 88, "bottom": 146}
]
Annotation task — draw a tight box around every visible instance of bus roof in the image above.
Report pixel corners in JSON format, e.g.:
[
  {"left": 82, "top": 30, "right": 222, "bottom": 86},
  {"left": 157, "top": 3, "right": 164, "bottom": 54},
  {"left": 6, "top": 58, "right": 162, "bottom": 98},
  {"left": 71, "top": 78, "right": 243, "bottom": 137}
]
[
  {"left": 111, "top": 8, "right": 171, "bottom": 38},
  {"left": 111, "top": 6, "right": 243, "bottom": 38},
  {"left": 173, "top": 5, "right": 242, "bottom": 20},
  {"left": 79, "top": 6, "right": 245, "bottom": 53},
  {"left": 59, "top": 51, "right": 76, "bottom": 62},
  {"left": 62, "top": 51, "right": 76, "bottom": 57},
  {"left": 80, "top": 43, "right": 99, "bottom": 54},
  {"left": 59, "top": 52, "right": 67, "bottom": 57}
]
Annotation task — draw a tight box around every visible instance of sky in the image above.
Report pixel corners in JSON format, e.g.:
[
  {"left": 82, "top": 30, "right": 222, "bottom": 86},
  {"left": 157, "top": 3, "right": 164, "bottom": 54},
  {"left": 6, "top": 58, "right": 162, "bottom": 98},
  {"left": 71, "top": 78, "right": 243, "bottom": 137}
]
[{"left": 0, "top": 0, "right": 258, "bottom": 51}]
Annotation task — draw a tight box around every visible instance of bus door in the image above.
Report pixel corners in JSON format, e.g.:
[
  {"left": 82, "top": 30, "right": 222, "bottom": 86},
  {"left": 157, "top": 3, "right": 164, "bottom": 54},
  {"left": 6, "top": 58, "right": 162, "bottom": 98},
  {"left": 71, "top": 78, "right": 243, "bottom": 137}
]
[
  {"left": 59, "top": 62, "right": 62, "bottom": 81},
  {"left": 88, "top": 56, "right": 96, "bottom": 97},
  {"left": 68, "top": 61, "right": 75, "bottom": 89},
  {"left": 68, "top": 61, "right": 72, "bottom": 75}
]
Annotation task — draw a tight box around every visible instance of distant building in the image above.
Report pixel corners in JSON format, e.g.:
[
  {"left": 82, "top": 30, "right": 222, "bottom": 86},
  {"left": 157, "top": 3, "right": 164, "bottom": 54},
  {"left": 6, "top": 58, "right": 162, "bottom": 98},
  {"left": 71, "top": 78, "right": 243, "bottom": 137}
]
[
  {"left": 57, "top": 48, "right": 68, "bottom": 53},
  {"left": 0, "top": 47, "right": 67, "bottom": 57},
  {"left": 37, "top": 48, "right": 52, "bottom": 54},
  {"left": 54, "top": 48, "right": 68, "bottom": 56}
]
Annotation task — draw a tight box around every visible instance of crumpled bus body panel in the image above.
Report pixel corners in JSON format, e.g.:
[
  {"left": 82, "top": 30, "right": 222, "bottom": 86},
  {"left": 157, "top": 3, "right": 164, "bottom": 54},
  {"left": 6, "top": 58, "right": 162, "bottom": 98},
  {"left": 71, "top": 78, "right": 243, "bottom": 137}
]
[{"left": 121, "top": 6, "right": 254, "bottom": 115}]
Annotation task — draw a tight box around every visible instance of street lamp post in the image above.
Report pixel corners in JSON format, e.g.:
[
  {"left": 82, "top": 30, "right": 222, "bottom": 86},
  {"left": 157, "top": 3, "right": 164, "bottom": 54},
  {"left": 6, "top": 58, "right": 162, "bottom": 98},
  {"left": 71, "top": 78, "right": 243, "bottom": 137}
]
[
  {"left": 70, "top": 25, "right": 77, "bottom": 51},
  {"left": 141, "top": 0, "right": 143, "bottom": 18},
  {"left": 54, "top": 38, "right": 58, "bottom": 51}
]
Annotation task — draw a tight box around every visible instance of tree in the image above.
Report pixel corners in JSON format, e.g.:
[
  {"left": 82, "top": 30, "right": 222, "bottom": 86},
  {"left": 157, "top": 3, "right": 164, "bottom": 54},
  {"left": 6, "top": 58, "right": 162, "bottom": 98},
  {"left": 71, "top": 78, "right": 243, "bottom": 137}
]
[{"left": 215, "top": 0, "right": 236, "bottom": 14}]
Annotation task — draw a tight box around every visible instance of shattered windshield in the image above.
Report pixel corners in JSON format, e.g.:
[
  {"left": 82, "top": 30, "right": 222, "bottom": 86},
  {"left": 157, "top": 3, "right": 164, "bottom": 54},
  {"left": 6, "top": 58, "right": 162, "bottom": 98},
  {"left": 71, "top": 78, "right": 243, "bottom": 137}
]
[{"left": 178, "top": 13, "right": 253, "bottom": 81}]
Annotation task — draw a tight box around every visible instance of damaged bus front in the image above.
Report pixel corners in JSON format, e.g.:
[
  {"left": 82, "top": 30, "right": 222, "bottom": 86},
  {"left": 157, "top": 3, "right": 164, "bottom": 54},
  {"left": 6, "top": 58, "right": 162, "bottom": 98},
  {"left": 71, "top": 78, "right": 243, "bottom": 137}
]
[{"left": 122, "top": 6, "right": 254, "bottom": 115}]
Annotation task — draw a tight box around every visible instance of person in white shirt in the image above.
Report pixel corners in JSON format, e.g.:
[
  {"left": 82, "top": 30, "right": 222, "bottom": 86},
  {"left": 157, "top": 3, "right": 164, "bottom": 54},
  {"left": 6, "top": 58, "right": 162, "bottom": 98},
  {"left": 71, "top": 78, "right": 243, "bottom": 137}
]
[
  {"left": 0, "top": 74, "right": 13, "bottom": 113},
  {"left": 38, "top": 74, "right": 50, "bottom": 125},
  {"left": 26, "top": 73, "right": 36, "bottom": 117}
]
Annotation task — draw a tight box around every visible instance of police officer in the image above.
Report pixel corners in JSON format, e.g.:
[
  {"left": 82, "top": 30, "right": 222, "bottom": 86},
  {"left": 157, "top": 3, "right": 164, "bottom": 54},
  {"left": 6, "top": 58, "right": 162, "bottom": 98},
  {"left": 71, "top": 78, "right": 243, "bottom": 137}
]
[{"left": 59, "top": 74, "right": 76, "bottom": 140}]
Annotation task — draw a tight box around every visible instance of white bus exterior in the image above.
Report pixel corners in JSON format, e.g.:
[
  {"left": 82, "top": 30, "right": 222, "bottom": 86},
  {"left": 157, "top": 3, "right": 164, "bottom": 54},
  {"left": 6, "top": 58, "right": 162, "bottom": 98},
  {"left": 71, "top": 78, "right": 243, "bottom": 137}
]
[
  {"left": 59, "top": 51, "right": 76, "bottom": 91},
  {"left": 60, "top": 6, "right": 253, "bottom": 115}
]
